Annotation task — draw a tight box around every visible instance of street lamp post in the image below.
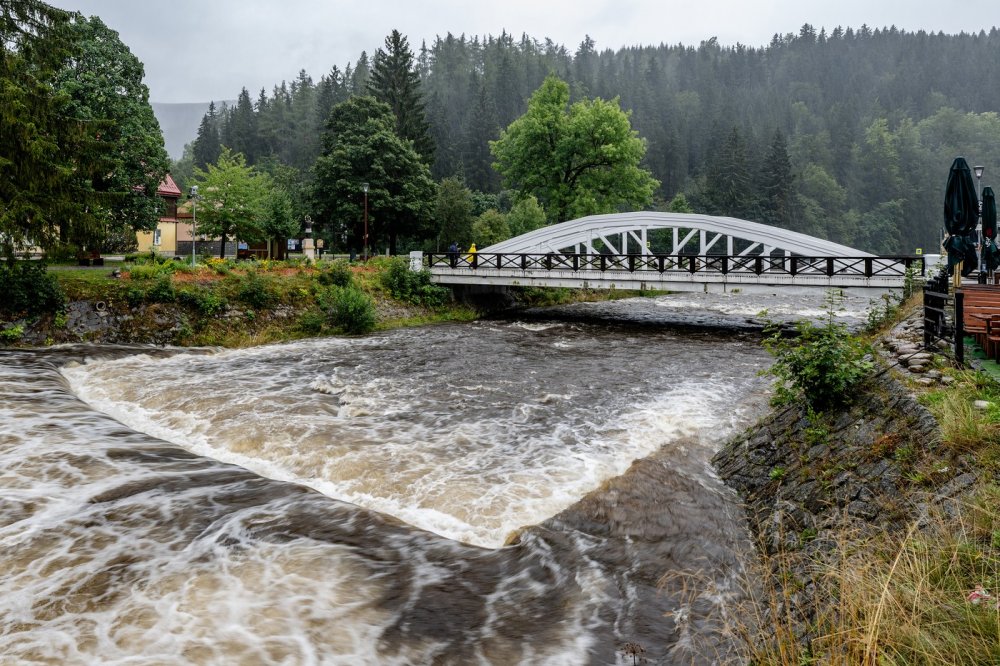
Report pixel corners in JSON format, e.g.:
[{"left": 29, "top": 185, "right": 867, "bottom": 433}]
[
  {"left": 362, "top": 182, "right": 369, "bottom": 261},
  {"left": 975, "top": 165, "right": 985, "bottom": 211},
  {"left": 975, "top": 166, "right": 986, "bottom": 277},
  {"left": 189, "top": 186, "right": 198, "bottom": 265}
]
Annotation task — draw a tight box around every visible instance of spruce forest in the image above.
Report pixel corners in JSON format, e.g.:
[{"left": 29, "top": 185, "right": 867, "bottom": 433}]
[{"left": 179, "top": 24, "right": 1000, "bottom": 256}]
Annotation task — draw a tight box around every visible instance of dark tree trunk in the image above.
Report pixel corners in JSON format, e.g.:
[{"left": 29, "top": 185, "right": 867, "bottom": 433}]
[{"left": 219, "top": 224, "right": 229, "bottom": 259}]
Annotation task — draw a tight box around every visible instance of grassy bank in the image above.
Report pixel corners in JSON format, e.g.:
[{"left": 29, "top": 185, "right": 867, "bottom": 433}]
[
  {"left": 0, "top": 256, "right": 640, "bottom": 347},
  {"left": 737, "top": 300, "right": 1000, "bottom": 665}
]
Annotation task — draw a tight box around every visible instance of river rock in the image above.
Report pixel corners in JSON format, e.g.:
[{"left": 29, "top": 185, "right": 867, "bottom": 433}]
[{"left": 974, "top": 400, "right": 991, "bottom": 410}]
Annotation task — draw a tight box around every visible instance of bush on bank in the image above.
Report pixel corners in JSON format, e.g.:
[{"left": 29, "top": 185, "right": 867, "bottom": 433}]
[
  {"left": 762, "top": 293, "right": 874, "bottom": 410},
  {"left": 0, "top": 262, "right": 65, "bottom": 317}
]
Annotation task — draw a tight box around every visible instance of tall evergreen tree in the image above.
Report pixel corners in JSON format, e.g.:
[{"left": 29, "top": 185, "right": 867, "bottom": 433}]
[
  {"left": 368, "top": 30, "right": 435, "bottom": 163},
  {"left": 227, "top": 87, "right": 258, "bottom": 163},
  {"left": 758, "top": 129, "right": 795, "bottom": 229},
  {"left": 1, "top": 0, "right": 94, "bottom": 261},
  {"left": 193, "top": 101, "right": 221, "bottom": 170},
  {"left": 699, "top": 127, "right": 754, "bottom": 219},
  {"left": 461, "top": 78, "right": 500, "bottom": 192}
]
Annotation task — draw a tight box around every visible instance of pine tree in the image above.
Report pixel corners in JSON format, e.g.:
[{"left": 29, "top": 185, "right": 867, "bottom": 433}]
[
  {"left": 192, "top": 101, "right": 222, "bottom": 170},
  {"left": 1, "top": 0, "right": 93, "bottom": 261},
  {"left": 461, "top": 78, "right": 500, "bottom": 192},
  {"left": 758, "top": 129, "right": 795, "bottom": 229},
  {"left": 227, "top": 87, "right": 258, "bottom": 163},
  {"left": 700, "top": 127, "right": 754, "bottom": 219},
  {"left": 368, "top": 30, "right": 435, "bottom": 163}
]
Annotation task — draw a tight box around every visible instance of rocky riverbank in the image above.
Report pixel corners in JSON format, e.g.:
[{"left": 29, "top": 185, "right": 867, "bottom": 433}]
[{"left": 713, "top": 308, "right": 991, "bottom": 656}]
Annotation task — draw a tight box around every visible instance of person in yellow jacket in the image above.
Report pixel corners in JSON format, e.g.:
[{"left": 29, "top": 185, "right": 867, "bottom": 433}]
[{"left": 466, "top": 242, "right": 478, "bottom": 267}]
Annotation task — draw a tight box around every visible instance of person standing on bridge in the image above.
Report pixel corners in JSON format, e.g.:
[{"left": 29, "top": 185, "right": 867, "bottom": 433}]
[
  {"left": 467, "top": 242, "right": 478, "bottom": 268},
  {"left": 448, "top": 241, "right": 459, "bottom": 268}
]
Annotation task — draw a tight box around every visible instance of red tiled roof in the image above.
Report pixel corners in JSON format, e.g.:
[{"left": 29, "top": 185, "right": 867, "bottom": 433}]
[{"left": 157, "top": 173, "right": 182, "bottom": 198}]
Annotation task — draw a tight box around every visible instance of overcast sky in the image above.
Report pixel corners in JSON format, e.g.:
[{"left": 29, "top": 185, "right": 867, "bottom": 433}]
[{"left": 53, "top": 0, "right": 998, "bottom": 104}]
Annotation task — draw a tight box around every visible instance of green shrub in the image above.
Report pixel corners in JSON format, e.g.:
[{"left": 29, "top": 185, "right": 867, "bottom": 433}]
[
  {"left": 147, "top": 276, "right": 176, "bottom": 303},
  {"left": 0, "top": 324, "right": 24, "bottom": 344},
  {"left": 317, "top": 260, "right": 353, "bottom": 287},
  {"left": 380, "top": 257, "right": 450, "bottom": 306},
  {"left": 125, "top": 286, "right": 146, "bottom": 307},
  {"left": 178, "top": 289, "right": 226, "bottom": 316},
  {"left": 297, "top": 309, "right": 326, "bottom": 334},
  {"left": 236, "top": 273, "right": 277, "bottom": 308},
  {"left": 326, "top": 286, "right": 376, "bottom": 334},
  {"left": 0, "top": 262, "right": 65, "bottom": 316},
  {"left": 127, "top": 263, "right": 168, "bottom": 280},
  {"left": 763, "top": 292, "right": 874, "bottom": 410}
]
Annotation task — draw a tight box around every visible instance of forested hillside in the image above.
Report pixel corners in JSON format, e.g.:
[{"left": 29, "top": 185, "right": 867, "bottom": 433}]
[{"left": 180, "top": 24, "right": 1000, "bottom": 255}]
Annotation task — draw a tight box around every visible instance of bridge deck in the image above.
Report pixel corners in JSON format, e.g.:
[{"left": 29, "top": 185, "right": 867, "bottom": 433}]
[{"left": 425, "top": 252, "right": 924, "bottom": 293}]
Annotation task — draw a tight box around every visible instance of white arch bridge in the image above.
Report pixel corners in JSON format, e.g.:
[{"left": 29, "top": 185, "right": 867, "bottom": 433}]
[{"left": 421, "top": 212, "right": 924, "bottom": 294}]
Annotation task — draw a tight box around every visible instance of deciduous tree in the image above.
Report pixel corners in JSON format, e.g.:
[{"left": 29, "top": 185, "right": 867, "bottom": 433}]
[
  {"left": 55, "top": 15, "right": 169, "bottom": 252},
  {"left": 191, "top": 149, "right": 269, "bottom": 259},
  {"left": 490, "top": 75, "right": 658, "bottom": 224}
]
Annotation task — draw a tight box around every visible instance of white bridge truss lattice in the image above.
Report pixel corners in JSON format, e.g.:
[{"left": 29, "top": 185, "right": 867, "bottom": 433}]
[{"left": 482, "top": 212, "right": 871, "bottom": 258}]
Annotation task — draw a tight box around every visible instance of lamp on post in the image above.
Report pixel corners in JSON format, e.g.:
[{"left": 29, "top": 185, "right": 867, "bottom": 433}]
[
  {"left": 975, "top": 166, "right": 986, "bottom": 279},
  {"left": 189, "top": 186, "right": 199, "bottom": 265},
  {"left": 361, "top": 182, "right": 369, "bottom": 261}
]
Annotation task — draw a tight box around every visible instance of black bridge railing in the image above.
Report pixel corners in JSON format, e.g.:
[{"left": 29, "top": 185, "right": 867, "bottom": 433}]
[{"left": 427, "top": 252, "right": 924, "bottom": 279}]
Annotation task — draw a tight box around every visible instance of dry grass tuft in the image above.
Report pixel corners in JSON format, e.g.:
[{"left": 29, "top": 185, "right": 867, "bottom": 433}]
[{"left": 736, "top": 490, "right": 1000, "bottom": 665}]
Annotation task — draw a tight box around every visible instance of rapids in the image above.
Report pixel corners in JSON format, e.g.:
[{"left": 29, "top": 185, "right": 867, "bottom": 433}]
[{"left": 0, "top": 293, "right": 870, "bottom": 663}]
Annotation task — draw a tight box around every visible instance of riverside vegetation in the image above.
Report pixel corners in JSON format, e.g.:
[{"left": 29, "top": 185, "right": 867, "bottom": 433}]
[
  {"left": 716, "top": 292, "right": 1000, "bottom": 665},
  {"left": 0, "top": 255, "right": 630, "bottom": 347}
]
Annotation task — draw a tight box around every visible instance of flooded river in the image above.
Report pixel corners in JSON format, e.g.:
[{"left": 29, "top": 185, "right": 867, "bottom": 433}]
[{"left": 0, "top": 293, "right": 869, "bottom": 664}]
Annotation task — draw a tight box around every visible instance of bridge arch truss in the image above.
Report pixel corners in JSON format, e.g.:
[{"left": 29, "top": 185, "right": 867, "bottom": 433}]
[{"left": 482, "top": 212, "right": 873, "bottom": 259}]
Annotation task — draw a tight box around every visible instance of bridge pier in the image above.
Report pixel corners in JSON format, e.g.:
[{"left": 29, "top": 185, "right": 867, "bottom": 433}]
[{"left": 449, "top": 284, "right": 516, "bottom": 311}]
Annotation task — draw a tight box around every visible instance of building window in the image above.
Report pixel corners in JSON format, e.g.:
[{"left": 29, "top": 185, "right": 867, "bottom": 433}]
[
  {"left": 153, "top": 229, "right": 162, "bottom": 246},
  {"left": 165, "top": 200, "right": 177, "bottom": 218}
]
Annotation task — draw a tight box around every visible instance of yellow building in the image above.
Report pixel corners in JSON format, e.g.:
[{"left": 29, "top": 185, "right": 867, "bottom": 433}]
[{"left": 136, "top": 174, "right": 182, "bottom": 255}]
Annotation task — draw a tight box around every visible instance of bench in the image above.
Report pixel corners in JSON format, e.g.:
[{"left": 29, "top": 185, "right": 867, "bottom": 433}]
[
  {"left": 77, "top": 250, "right": 104, "bottom": 266},
  {"left": 958, "top": 286, "right": 1000, "bottom": 361}
]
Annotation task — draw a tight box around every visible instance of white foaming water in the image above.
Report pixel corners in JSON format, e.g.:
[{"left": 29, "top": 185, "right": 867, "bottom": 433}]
[
  {"left": 647, "top": 291, "right": 871, "bottom": 320},
  {"left": 5, "top": 321, "right": 772, "bottom": 664},
  {"left": 62, "top": 326, "right": 768, "bottom": 549}
]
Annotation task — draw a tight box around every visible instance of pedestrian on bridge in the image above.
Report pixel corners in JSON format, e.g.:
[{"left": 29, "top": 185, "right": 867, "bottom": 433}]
[
  {"left": 467, "top": 243, "right": 478, "bottom": 268},
  {"left": 448, "top": 241, "right": 459, "bottom": 268}
]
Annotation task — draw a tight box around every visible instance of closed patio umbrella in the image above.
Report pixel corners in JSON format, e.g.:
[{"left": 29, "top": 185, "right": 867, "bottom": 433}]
[
  {"left": 943, "top": 157, "right": 979, "bottom": 282},
  {"left": 982, "top": 186, "right": 999, "bottom": 276}
]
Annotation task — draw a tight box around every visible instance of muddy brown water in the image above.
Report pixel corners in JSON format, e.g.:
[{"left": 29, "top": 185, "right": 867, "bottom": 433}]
[{"left": 0, "top": 293, "right": 870, "bottom": 664}]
